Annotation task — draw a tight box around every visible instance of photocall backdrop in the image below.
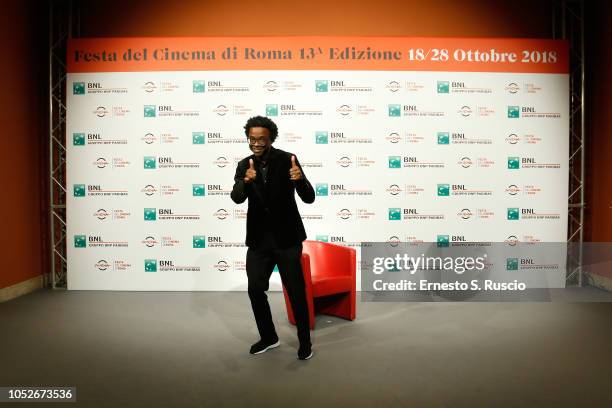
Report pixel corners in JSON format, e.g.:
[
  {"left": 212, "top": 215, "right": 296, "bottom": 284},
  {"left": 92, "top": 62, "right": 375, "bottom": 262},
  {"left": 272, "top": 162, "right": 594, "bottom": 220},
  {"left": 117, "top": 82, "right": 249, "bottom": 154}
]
[{"left": 65, "top": 37, "right": 569, "bottom": 290}]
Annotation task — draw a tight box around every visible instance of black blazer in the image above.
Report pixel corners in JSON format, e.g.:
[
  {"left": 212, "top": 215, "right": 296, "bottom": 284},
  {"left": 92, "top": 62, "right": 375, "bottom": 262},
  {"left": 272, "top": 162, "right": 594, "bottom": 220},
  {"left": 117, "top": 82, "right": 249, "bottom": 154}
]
[{"left": 231, "top": 146, "right": 315, "bottom": 249}]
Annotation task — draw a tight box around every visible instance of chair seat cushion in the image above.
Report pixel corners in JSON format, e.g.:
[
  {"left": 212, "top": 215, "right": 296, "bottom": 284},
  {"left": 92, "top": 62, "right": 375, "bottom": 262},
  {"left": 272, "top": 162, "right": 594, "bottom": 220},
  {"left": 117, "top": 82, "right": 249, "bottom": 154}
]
[{"left": 311, "top": 276, "right": 352, "bottom": 297}]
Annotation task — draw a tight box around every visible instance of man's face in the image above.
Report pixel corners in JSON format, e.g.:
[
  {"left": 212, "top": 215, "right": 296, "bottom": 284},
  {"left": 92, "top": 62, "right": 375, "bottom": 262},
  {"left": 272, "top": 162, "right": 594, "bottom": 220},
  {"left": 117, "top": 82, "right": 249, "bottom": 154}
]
[{"left": 248, "top": 127, "right": 272, "bottom": 157}]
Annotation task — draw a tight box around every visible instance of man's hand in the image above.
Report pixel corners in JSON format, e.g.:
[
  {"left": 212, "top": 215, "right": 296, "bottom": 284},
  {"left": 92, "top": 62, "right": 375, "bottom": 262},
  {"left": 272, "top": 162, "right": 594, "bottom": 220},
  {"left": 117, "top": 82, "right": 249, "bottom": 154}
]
[
  {"left": 289, "top": 155, "right": 302, "bottom": 181},
  {"left": 244, "top": 159, "right": 257, "bottom": 183}
]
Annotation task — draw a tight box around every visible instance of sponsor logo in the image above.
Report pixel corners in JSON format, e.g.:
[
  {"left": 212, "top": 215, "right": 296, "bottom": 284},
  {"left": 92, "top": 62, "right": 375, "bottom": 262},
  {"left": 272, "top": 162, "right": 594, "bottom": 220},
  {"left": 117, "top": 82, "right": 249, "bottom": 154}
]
[
  {"left": 74, "top": 235, "right": 86, "bottom": 248},
  {"left": 400, "top": 105, "right": 445, "bottom": 117},
  {"left": 388, "top": 208, "right": 401, "bottom": 220},
  {"left": 337, "top": 209, "right": 352, "bottom": 220},
  {"left": 336, "top": 105, "right": 352, "bottom": 116},
  {"left": 144, "top": 156, "right": 156, "bottom": 169},
  {"left": 507, "top": 157, "right": 520, "bottom": 169},
  {"left": 192, "top": 184, "right": 206, "bottom": 196},
  {"left": 73, "top": 133, "right": 85, "bottom": 145},
  {"left": 437, "top": 132, "right": 450, "bottom": 145},
  {"left": 506, "top": 184, "right": 520, "bottom": 195},
  {"left": 505, "top": 236, "right": 519, "bottom": 246},
  {"left": 510, "top": 157, "right": 561, "bottom": 169},
  {"left": 144, "top": 208, "right": 157, "bottom": 221},
  {"left": 386, "top": 81, "right": 401, "bottom": 92},
  {"left": 506, "top": 83, "right": 520, "bottom": 94},
  {"left": 144, "top": 259, "right": 157, "bottom": 272},
  {"left": 263, "top": 80, "right": 278, "bottom": 91},
  {"left": 73, "top": 82, "right": 85, "bottom": 95},
  {"left": 143, "top": 81, "right": 157, "bottom": 92},
  {"left": 458, "top": 106, "right": 472, "bottom": 117},
  {"left": 142, "top": 185, "right": 157, "bottom": 196},
  {"left": 506, "top": 133, "right": 520, "bottom": 144},
  {"left": 507, "top": 106, "right": 520, "bottom": 118},
  {"left": 386, "top": 132, "right": 401, "bottom": 143},
  {"left": 144, "top": 105, "right": 156, "bottom": 117},
  {"left": 437, "top": 81, "right": 450, "bottom": 93},
  {"left": 94, "top": 209, "right": 109, "bottom": 220},
  {"left": 266, "top": 104, "right": 278, "bottom": 116},
  {"left": 507, "top": 208, "right": 520, "bottom": 220},
  {"left": 316, "top": 183, "right": 328, "bottom": 196},
  {"left": 213, "top": 105, "right": 229, "bottom": 116},
  {"left": 388, "top": 156, "right": 401, "bottom": 168},
  {"left": 94, "top": 106, "right": 109, "bottom": 117},
  {"left": 214, "top": 260, "right": 229, "bottom": 272},
  {"left": 388, "top": 104, "right": 401, "bottom": 117},
  {"left": 459, "top": 209, "right": 472, "bottom": 220},
  {"left": 336, "top": 156, "right": 352, "bottom": 168},
  {"left": 387, "top": 184, "right": 401, "bottom": 196},
  {"left": 315, "top": 131, "right": 328, "bottom": 144},
  {"left": 506, "top": 258, "right": 519, "bottom": 270},
  {"left": 143, "top": 236, "right": 157, "bottom": 247},
  {"left": 192, "top": 132, "right": 205, "bottom": 144},
  {"left": 214, "top": 209, "right": 229, "bottom": 220},
  {"left": 437, "top": 184, "right": 450, "bottom": 196},
  {"left": 193, "top": 236, "right": 206, "bottom": 248},
  {"left": 387, "top": 236, "right": 401, "bottom": 247},
  {"left": 192, "top": 80, "right": 205, "bottom": 93},
  {"left": 73, "top": 184, "right": 86, "bottom": 197},
  {"left": 214, "top": 157, "right": 230, "bottom": 168},
  {"left": 437, "top": 235, "right": 449, "bottom": 247}
]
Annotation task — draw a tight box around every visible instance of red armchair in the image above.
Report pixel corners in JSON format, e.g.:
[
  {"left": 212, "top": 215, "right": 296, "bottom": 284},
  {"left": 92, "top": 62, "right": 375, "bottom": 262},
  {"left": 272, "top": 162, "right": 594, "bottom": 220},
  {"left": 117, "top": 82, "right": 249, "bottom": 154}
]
[{"left": 282, "top": 240, "right": 356, "bottom": 329}]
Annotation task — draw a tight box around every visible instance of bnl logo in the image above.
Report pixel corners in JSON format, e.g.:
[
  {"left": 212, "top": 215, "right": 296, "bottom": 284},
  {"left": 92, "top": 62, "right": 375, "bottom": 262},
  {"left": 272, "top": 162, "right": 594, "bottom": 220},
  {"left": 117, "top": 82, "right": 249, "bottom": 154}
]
[
  {"left": 266, "top": 104, "right": 278, "bottom": 116},
  {"left": 506, "top": 258, "right": 519, "bottom": 270},
  {"left": 192, "top": 132, "right": 205, "bottom": 144},
  {"left": 437, "top": 132, "right": 450, "bottom": 145},
  {"left": 145, "top": 259, "right": 157, "bottom": 272},
  {"left": 144, "top": 105, "right": 156, "bottom": 117},
  {"left": 144, "top": 208, "right": 157, "bottom": 221},
  {"left": 388, "top": 104, "right": 401, "bottom": 117},
  {"left": 73, "top": 82, "right": 85, "bottom": 95},
  {"left": 388, "top": 208, "right": 401, "bottom": 220},
  {"left": 192, "top": 184, "right": 205, "bottom": 196},
  {"left": 315, "top": 80, "right": 328, "bottom": 92},
  {"left": 437, "top": 184, "right": 450, "bottom": 196},
  {"left": 193, "top": 80, "right": 205, "bottom": 93},
  {"left": 144, "top": 156, "right": 156, "bottom": 169},
  {"left": 316, "top": 183, "right": 329, "bottom": 196},
  {"left": 437, "top": 235, "right": 450, "bottom": 247},
  {"left": 507, "top": 208, "right": 520, "bottom": 220},
  {"left": 437, "top": 81, "right": 450, "bottom": 93},
  {"left": 73, "top": 184, "right": 86, "bottom": 197},
  {"left": 193, "top": 236, "right": 206, "bottom": 248},
  {"left": 507, "top": 106, "right": 520, "bottom": 118},
  {"left": 388, "top": 156, "right": 401, "bottom": 168},
  {"left": 315, "top": 131, "right": 328, "bottom": 144},
  {"left": 74, "top": 235, "right": 86, "bottom": 248},
  {"left": 73, "top": 133, "right": 86, "bottom": 146},
  {"left": 507, "top": 157, "right": 520, "bottom": 169},
  {"left": 316, "top": 235, "right": 329, "bottom": 242}
]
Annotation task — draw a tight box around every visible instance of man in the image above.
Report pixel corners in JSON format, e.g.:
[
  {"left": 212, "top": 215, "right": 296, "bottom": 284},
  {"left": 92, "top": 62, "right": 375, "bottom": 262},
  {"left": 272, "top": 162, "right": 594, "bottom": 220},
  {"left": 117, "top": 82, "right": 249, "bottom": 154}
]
[{"left": 231, "top": 115, "right": 315, "bottom": 360}]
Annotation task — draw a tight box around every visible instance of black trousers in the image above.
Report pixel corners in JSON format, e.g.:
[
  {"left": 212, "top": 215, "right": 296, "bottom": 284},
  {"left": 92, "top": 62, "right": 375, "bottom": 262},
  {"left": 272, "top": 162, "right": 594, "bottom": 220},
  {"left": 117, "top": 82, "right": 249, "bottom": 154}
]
[{"left": 246, "top": 242, "right": 311, "bottom": 346}]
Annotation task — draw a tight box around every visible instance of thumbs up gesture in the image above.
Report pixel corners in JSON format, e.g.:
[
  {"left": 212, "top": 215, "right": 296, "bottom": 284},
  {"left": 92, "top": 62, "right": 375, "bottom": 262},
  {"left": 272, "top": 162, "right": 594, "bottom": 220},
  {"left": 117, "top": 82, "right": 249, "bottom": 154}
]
[
  {"left": 244, "top": 159, "right": 257, "bottom": 183},
  {"left": 289, "top": 155, "right": 302, "bottom": 181}
]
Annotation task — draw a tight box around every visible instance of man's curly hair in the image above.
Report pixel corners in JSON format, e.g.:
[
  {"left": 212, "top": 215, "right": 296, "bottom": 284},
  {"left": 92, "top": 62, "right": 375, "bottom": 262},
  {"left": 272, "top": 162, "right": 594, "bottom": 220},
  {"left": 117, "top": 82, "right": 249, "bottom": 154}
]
[{"left": 243, "top": 116, "right": 279, "bottom": 142}]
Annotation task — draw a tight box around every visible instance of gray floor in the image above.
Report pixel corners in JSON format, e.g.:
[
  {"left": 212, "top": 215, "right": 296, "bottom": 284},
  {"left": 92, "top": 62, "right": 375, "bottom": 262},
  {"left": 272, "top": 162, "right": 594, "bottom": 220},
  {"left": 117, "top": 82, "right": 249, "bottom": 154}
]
[{"left": 1, "top": 290, "right": 611, "bottom": 408}]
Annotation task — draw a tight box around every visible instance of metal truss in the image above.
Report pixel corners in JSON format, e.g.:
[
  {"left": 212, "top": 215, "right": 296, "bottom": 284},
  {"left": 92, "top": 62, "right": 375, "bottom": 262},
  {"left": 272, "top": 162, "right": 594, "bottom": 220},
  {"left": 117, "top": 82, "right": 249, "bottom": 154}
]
[
  {"left": 49, "top": 0, "right": 79, "bottom": 288},
  {"left": 554, "top": 0, "right": 585, "bottom": 285}
]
